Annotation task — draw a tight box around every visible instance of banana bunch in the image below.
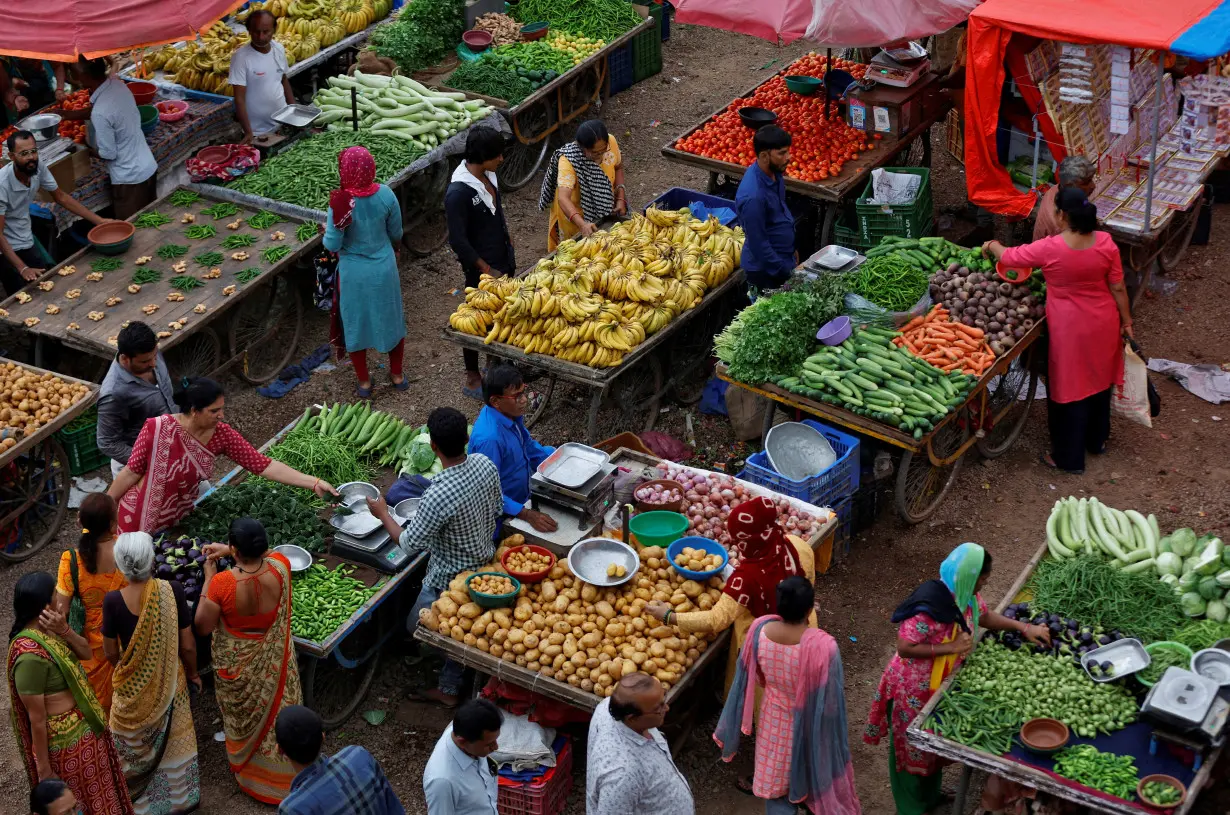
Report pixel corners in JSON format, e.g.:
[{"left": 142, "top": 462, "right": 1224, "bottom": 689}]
[
  {"left": 237, "top": 0, "right": 288, "bottom": 20},
  {"left": 338, "top": 0, "right": 377, "bottom": 34},
  {"left": 464, "top": 287, "right": 503, "bottom": 312},
  {"left": 287, "top": 0, "right": 326, "bottom": 17},
  {"left": 449, "top": 305, "right": 494, "bottom": 337}
]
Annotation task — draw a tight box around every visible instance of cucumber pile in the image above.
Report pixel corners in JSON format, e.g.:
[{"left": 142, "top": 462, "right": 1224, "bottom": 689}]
[
  {"left": 773, "top": 326, "right": 976, "bottom": 438},
  {"left": 865, "top": 235, "right": 995, "bottom": 275}
]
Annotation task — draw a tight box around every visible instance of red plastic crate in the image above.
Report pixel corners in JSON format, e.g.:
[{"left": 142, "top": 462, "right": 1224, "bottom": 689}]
[{"left": 497, "top": 738, "right": 573, "bottom": 815}]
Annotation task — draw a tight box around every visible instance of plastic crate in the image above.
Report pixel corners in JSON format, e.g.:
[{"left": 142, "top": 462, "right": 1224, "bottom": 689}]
[
  {"left": 632, "top": 13, "right": 662, "bottom": 83},
  {"left": 650, "top": 1, "right": 671, "bottom": 41},
  {"left": 832, "top": 495, "right": 853, "bottom": 558},
  {"left": 498, "top": 738, "right": 573, "bottom": 815},
  {"left": 854, "top": 167, "right": 933, "bottom": 246},
  {"left": 608, "top": 44, "right": 634, "bottom": 96},
  {"left": 55, "top": 408, "right": 109, "bottom": 476},
  {"left": 944, "top": 108, "right": 963, "bottom": 165},
  {"left": 739, "top": 420, "right": 860, "bottom": 507},
  {"left": 646, "top": 187, "right": 739, "bottom": 226}
]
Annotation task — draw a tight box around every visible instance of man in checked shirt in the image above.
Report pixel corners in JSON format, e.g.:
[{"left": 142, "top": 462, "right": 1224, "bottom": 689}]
[{"left": 370, "top": 407, "right": 503, "bottom": 708}]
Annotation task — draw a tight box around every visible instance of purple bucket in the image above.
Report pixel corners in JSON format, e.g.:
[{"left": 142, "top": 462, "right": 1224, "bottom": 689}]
[{"left": 816, "top": 316, "right": 852, "bottom": 346}]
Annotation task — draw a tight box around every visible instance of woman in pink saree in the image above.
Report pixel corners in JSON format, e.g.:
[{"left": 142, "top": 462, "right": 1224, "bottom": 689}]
[{"left": 107, "top": 378, "right": 336, "bottom": 534}]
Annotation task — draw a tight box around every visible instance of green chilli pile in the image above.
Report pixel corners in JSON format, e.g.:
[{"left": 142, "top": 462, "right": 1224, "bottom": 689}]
[
  {"left": 1052, "top": 745, "right": 1138, "bottom": 800},
  {"left": 291, "top": 563, "right": 380, "bottom": 642}
]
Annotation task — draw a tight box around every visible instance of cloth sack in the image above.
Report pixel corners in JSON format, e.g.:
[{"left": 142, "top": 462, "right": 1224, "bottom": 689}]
[{"left": 1111, "top": 342, "right": 1154, "bottom": 427}]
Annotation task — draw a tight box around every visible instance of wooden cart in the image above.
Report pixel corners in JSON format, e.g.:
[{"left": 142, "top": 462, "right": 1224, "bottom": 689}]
[
  {"left": 0, "top": 361, "right": 99, "bottom": 564},
  {"left": 906, "top": 541, "right": 1225, "bottom": 815},
  {"left": 1108, "top": 198, "right": 1205, "bottom": 307},
  {"left": 717, "top": 318, "right": 1047, "bottom": 524},
  {"left": 0, "top": 187, "right": 319, "bottom": 387}
]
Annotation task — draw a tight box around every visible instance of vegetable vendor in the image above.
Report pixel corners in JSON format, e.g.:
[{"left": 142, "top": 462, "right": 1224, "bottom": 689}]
[
  {"left": 96, "top": 321, "right": 175, "bottom": 478},
  {"left": 469, "top": 365, "right": 558, "bottom": 534},
  {"left": 229, "top": 11, "right": 295, "bottom": 144},
  {"left": 107, "top": 378, "right": 337, "bottom": 534},
  {"left": 864, "top": 544, "right": 1051, "bottom": 815},
  {"left": 368, "top": 408, "right": 504, "bottom": 709},
  {"left": 539, "top": 119, "right": 626, "bottom": 251},
  {"left": 1033, "top": 156, "right": 1095, "bottom": 242},
  {"left": 735, "top": 125, "right": 797, "bottom": 291}
]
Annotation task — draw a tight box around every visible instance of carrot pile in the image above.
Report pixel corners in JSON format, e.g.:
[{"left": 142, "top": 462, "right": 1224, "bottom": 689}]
[{"left": 893, "top": 305, "right": 996, "bottom": 377}]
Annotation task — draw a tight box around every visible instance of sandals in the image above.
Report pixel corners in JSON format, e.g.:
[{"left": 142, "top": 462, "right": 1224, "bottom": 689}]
[
  {"left": 735, "top": 775, "right": 755, "bottom": 796},
  {"left": 462, "top": 384, "right": 484, "bottom": 401},
  {"left": 391, "top": 377, "right": 410, "bottom": 392},
  {"left": 1039, "top": 452, "right": 1083, "bottom": 475},
  {"left": 355, "top": 383, "right": 374, "bottom": 399}
]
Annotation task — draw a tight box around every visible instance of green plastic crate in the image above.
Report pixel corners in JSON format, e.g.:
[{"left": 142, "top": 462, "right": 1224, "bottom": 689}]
[
  {"left": 56, "top": 407, "right": 109, "bottom": 476},
  {"left": 854, "top": 167, "right": 933, "bottom": 246},
  {"left": 632, "top": 14, "right": 662, "bottom": 83}
]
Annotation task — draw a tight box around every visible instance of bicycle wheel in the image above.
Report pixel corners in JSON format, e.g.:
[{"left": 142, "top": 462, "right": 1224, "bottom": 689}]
[{"left": 0, "top": 440, "right": 70, "bottom": 564}]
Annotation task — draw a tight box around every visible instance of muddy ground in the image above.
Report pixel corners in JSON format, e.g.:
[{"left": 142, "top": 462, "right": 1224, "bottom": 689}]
[{"left": 3, "top": 20, "right": 1230, "bottom": 815}]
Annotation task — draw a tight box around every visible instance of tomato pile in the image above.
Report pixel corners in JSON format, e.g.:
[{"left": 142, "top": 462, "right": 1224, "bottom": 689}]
[
  {"left": 674, "top": 69, "right": 880, "bottom": 184},
  {"left": 784, "top": 52, "right": 867, "bottom": 81},
  {"left": 57, "top": 90, "right": 90, "bottom": 144}
]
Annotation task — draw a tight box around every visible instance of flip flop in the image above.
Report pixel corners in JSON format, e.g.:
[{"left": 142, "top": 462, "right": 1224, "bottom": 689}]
[
  {"left": 1039, "top": 452, "right": 1083, "bottom": 475},
  {"left": 355, "top": 384, "right": 374, "bottom": 399},
  {"left": 391, "top": 377, "right": 410, "bottom": 391},
  {"left": 735, "top": 775, "right": 755, "bottom": 796},
  {"left": 406, "top": 687, "right": 459, "bottom": 709},
  {"left": 462, "top": 384, "right": 483, "bottom": 401}
]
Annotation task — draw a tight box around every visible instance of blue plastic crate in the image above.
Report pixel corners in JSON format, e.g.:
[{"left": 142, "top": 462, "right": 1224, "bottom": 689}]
[
  {"left": 741, "top": 420, "right": 860, "bottom": 507},
  {"left": 662, "top": 1, "right": 672, "bottom": 40},
  {"left": 608, "top": 44, "right": 634, "bottom": 96},
  {"left": 646, "top": 187, "right": 739, "bottom": 226}
]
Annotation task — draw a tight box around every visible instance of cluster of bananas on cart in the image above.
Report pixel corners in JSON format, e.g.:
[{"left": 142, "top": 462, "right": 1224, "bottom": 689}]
[
  {"left": 139, "top": 23, "right": 247, "bottom": 95},
  {"left": 449, "top": 207, "right": 743, "bottom": 369}
]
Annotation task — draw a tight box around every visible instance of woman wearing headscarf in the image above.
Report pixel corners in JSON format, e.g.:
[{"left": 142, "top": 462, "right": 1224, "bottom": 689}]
[
  {"left": 7, "top": 572, "right": 133, "bottom": 815},
  {"left": 102, "top": 533, "right": 200, "bottom": 815},
  {"left": 715, "top": 576, "right": 861, "bottom": 815},
  {"left": 539, "top": 119, "right": 626, "bottom": 251},
  {"left": 864, "top": 544, "right": 1050, "bottom": 815},
  {"left": 323, "top": 145, "right": 406, "bottom": 398}
]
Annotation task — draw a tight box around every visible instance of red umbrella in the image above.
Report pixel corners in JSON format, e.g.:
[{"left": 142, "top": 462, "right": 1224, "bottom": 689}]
[{"left": 0, "top": 0, "right": 247, "bottom": 61}]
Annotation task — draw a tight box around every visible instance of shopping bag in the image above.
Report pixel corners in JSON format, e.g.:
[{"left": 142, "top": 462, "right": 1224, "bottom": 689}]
[{"left": 1111, "top": 342, "right": 1153, "bottom": 428}]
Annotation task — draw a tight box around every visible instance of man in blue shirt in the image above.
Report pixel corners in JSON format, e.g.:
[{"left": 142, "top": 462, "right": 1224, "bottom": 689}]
[
  {"left": 734, "top": 125, "right": 797, "bottom": 290},
  {"left": 468, "top": 365, "right": 558, "bottom": 533},
  {"left": 423, "top": 699, "right": 502, "bottom": 815},
  {"left": 276, "top": 705, "right": 405, "bottom": 815}
]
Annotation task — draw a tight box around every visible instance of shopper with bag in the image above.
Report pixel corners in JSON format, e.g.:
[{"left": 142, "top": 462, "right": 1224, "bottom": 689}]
[{"left": 983, "top": 187, "right": 1133, "bottom": 474}]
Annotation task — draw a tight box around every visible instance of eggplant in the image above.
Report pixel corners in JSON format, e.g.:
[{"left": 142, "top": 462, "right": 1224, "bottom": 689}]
[
  {"left": 157, "top": 564, "right": 173, "bottom": 579},
  {"left": 1101, "top": 660, "right": 1114, "bottom": 672},
  {"left": 155, "top": 554, "right": 167, "bottom": 565}
]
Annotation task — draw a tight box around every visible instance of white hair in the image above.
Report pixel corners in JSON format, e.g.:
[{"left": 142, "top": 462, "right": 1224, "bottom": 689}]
[{"left": 114, "top": 532, "right": 155, "bottom": 582}]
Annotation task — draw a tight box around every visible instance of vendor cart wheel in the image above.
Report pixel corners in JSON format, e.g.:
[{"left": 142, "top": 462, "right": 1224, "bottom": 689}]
[
  {"left": 586, "top": 355, "right": 663, "bottom": 443},
  {"left": 975, "top": 357, "right": 1038, "bottom": 459},
  {"left": 894, "top": 420, "right": 970, "bottom": 524},
  {"left": 164, "top": 328, "right": 222, "bottom": 382},
  {"left": 300, "top": 649, "right": 379, "bottom": 731},
  {"left": 1158, "top": 193, "right": 1202, "bottom": 272},
  {"left": 0, "top": 439, "right": 70, "bottom": 564},
  {"left": 401, "top": 159, "right": 451, "bottom": 258},
  {"left": 227, "top": 276, "right": 304, "bottom": 385},
  {"left": 894, "top": 126, "right": 932, "bottom": 168},
  {"left": 498, "top": 135, "right": 551, "bottom": 193},
  {"left": 521, "top": 372, "right": 556, "bottom": 430},
  {"left": 669, "top": 295, "right": 734, "bottom": 405}
]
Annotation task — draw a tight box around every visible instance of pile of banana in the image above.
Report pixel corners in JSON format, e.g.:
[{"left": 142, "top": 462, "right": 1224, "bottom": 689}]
[
  {"left": 449, "top": 206, "right": 743, "bottom": 369},
  {"left": 276, "top": 15, "right": 346, "bottom": 48},
  {"left": 138, "top": 22, "right": 247, "bottom": 96}
]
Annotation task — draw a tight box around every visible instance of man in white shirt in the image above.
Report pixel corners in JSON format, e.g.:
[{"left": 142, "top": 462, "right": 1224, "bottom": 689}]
[
  {"left": 0, "top": 130, "right": 107, "bottom": 295},
  {"left": 586, "top": 673, "right": 695, "bottom": 815},
  {"left": 423, "top": 699, "right": 501, "bottom": 815},
  {"left": 229, "top": 10, "right": 294, "bottom": 143},
  {"left": 68, "top": 57, "right": 158, "bottom": 219}
]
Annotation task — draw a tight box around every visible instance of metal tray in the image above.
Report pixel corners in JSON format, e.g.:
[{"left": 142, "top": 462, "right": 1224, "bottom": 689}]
[
  {"left": 567, "top": 538, "right": 639, "bottom": 587},
  {"left": 329, "top": 507, "right": 383, "bottom": 538},
  {"left": 272, "top": 104, "right": 321, "bottom": 127},
  {"left": 1081, "top": 638, "right": 1149, "bottom": 682},
  {"left": 538, "top": 443, "right": 610, "bottom": 489},
  {"left": 807, "top": 244, "right": 859, "bottom": 270}
]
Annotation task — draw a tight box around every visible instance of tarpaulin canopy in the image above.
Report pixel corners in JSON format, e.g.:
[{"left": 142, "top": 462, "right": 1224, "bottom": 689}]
[
  {"left": 0, "top": 0, "right": 246, "bottom": 61},
  {"left": 965, "top": 0, "right": 1230, "bottom": 217},
  {"left": 672, "top": 0, "right": 978, "bottom": 47}
]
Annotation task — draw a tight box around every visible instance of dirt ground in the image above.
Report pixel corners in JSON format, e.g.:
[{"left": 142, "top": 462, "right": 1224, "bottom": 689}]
[{"left": 3, "top": 21, "right": 1230, "bottom": 815}]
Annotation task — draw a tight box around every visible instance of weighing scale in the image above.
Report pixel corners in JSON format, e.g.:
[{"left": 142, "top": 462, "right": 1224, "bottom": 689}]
[
  {"left": 528, "top": 464, "right": 617, "bottom": 531},
  {"left": 868, "top": 51, "right": 931, "bottom": 89},
  {"left": 328, "top": 506, "right": 414, "bottom": 574},
  {"left": 1141, "top": 667, "right": 1229, "bottom": 768}
]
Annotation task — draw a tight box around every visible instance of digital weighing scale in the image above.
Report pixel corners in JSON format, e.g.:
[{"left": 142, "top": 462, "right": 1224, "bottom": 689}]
[
  {"left": 328, "top": 506, "right": 414, "bottom": 574},
  {"left": 868, "top": 51, "right": 931, "bottom": 89},
  {"left": 1141, "top": 667, "right": 1229, "bottom": 768},
  {"left": 529, "top": 464, "right": 617, "bottom": 531}
]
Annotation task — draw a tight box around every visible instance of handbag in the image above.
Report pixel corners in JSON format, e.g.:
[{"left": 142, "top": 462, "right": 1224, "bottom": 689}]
[
  {"left": 67, "top": 550, "right": 86, "bottom": 635},
  {"left": 312, "top": 250, "right": 339, "bottom": 312}
]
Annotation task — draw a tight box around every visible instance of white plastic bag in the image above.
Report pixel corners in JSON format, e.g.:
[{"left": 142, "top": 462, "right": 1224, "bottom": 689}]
[{"left": 1112, "top": 343, "right": 1152, "bottom": 428}]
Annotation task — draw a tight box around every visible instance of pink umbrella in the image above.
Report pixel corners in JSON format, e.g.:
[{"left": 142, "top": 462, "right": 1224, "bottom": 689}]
[{"left": 0, "top": 0, "right": 247, "bottom": 61}]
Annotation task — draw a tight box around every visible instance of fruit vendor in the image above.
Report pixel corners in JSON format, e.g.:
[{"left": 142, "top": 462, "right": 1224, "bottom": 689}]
[
  {"left": 229, "top": 10, "right": 295, "bottom": 144},
  {"left": 539, "top": 119, "right": 626, "bottom": 251},
  {"left": 468, "top": 365, "right": 558, "bottom": 534},
  {"left": 1033, "top": 155, "right": 1095, "bottom": 242},
  {"left": 96, "top": 321, "right": 175, "bottom": 478},
  {"left": 735, "top": 125, "right": 797, "bottom": 291}
]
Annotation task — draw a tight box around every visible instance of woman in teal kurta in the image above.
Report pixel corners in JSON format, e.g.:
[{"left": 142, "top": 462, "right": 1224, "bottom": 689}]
[{"left": 324, "top": 146, "right": 406, "bottom": 398}]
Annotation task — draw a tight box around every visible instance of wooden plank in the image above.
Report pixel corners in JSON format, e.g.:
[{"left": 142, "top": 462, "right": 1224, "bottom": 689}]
[
  {"left": 0, "top": 359, "right": 99, "bottom": 469},
  {"left": 0, "top": 187, "right": 319, "bottom": 361}
]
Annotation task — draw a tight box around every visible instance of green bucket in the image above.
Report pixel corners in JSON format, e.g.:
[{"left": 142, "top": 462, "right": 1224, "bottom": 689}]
[{"left": 628, "top": 511, "right": 689, "bottom": 549}]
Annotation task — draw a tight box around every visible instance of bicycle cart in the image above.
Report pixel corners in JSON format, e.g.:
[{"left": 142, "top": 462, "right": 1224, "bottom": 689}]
[
  {"left": 0, "top": 361, "right": 99, "bottom": 564},
  {"left": 1108, "top": 199, "right": 1204, "bottom": 307},
  {"left": 717, "top": 318, "right": 1046, "bottom": 524}
]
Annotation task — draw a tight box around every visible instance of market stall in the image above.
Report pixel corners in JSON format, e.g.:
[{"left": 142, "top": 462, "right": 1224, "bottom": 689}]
[
  {"left": 0, "top": 361, "right": 98, "bottom": 564},
  {"left": 906, "top": 507, "right": 1230, "bottom": 814},
  {"left": 0, "top": 186, "right": 318, "bottom": 385}
]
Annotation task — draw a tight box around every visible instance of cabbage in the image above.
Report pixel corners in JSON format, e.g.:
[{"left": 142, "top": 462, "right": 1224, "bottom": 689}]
[
  {"left": 1160, "top": 574, "right": 1180, "bottom": 589},
  {"left": 1181, "top": 592, "right": 1207, "bottom": 617},
  {"left": 1217, "top": 569, "right": 1230, "bottom": 590},
  {"left": 1198, "top": 576, "right": 1224, "bottom": 601},
  {"left": 1165, "top": 528, "right": 1198, "bottom": 558},
  {"left": 410, "top": 442, "right": 436, "bottom": 472},
  {"left": 1192, "top": 537, "right": 1225, "bottom": 576},
  {"left": 1207, "top": 600, "right": 1229, "bottom": 623},
  {"left": 1224, "top": 547, "right": 1230, "bottom": 568},
  {"left": 1156, "top": 552, "right": 1183, "bottom": 576},
  {"left": 1179, "top": 571, "right": 1201, "bottom": 591}
]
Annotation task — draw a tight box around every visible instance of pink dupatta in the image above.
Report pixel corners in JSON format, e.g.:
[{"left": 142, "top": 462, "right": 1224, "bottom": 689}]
[{"left": 118, "top": 415, "right": 215, "bottom": 534}]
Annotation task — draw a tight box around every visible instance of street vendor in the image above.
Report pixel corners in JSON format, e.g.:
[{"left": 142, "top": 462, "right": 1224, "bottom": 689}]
[
  {"left": 229, "top": 10, "right": 294, "bottom": 144},
  {"left": 539, "top": 119, "right": 626, "bottom": 251},
  {"left": 107, "top": 377, "right": 337, "bottom": 534},
  {"left": 735, "top": 125, "right": 797, "bottom": 291},
  {"left": 1033, "top": 156, "right": 1095, "bottom": 241},
  {"left": 468, "top": 365, "right": 558, "bottom": 534},
  {"left": 368, "top": 407, "right": 504, "bottom": 708},
  {"left": 0, "top": 130, "right": 109, "bottom": 295},
  {"left": 96, "top": 321, "right": 175, "bottom": 478},
  {"left": 865, "top": 543, "right": 1051, "bottom": 815}
]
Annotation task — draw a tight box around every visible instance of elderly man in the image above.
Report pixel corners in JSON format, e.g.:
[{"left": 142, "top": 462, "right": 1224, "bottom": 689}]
[
  {"left": 1033, "top": 155, "right": 1096, "bottom": 241},
  {"left": 423, "top": 699, "right": 501, "bottom": 815},
  {"left": 97, "top": 321, "right": 175, "bottom": 477},
  {"left": 0, "top": 130, "right": 107, "bottom": 295},
  {"left": 586, "top": 673, "right": 694, "bottom": 815}
]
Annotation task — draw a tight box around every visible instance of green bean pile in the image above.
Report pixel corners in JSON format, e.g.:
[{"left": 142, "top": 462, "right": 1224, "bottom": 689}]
[
  {"left": 201, "top": 202, "right": 240, "bottom": 220},
  {"left": 1027, "top": 556, "right": 1184, "bottom": 643},
  {"left": 296, "top": 222, "right": 318, "bottom": 243},
  {"left": 168, "top": 190, "right": 200, "bottom": 207},
  {"left": 851, "top": 254, "right": 931, "bottom": 311},
  {"left": 235, "top": 267, "right": 262, "bottom": 283},
  {"left": 221, "top": 234, "right": 256, "bottom": 249},
  {"left": 448, "top": 58, "right": 535, "bottom": 105},
  {"left": 1172, "top": 619, "right": 1230, "bottom": 651},
  {"left": 133, "top": 211, "right": 173, "bottom": 228},
  {"left": 157, "top": 244, "right": 189, "bottom": 259},
  {"left": 185, "top": 224, "right": 216, "bottom": 240},
  {"left": 262, "top": 245, "right": 291, "bottom": 264},
  {"left": 229, "top": 131, "right": 422, "bottom": 211},
  {"left": 1052, "top": 745, "right": 1138, "bottom": 800},
  {"left": 266, "top": 425, "right": 371, "bottom": 489},
  {"left": 1138, "top": 645, "right": 1190, "bottom": 685},
  {"left": 131, "top": 268, "right": 162, "bottom": 284},
  {"left": 169, "top": 275, "right": 204, "bottom": 292},
  {"left": 193, "top": 251, "right": 223, "bottom": 268},
  {"left": 90, "top": 257, "right": 123, "bottom": 272},
  {"left": 246, "top": 210, "right": 285, "bottom": 230},
  {"left": 927, "top": 691, "right": 1018, "bottom": 755},
  {"left": 512, "top": 0, "right": 642, "bottom": 40},
  {"left": 291, "top": 563, "right": 379, "bottom": 642}
]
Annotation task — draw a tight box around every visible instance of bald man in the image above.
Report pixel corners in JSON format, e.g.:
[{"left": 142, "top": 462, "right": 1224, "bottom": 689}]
[{"left": 586, "top": 674, "right": 694, "bottom": 815}]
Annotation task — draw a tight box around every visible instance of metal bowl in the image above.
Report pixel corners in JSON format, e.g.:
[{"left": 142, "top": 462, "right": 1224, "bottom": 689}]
[
  {"left": 568, "top": 538, "right": 639, "bottom": 587},
  {"left": 764, "top": 421, "right": 837, "bottom": 481},
  {"left": 19, "top": 113, "right": 61, "bottom": 141},
  {"left": 392, "top": 498, "right": 420, "bottom": 526},
  {"left": 272, "top": 544, "right": 312, "bottom": 573},
  {"left": 1191, "top": 648, "right": 1230, "bottom": 686},
  {"left": 337, "top": 481, "right": 379, "bottom": 506}
]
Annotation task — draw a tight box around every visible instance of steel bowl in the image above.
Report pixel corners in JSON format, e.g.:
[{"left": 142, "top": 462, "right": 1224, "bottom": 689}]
[
  {"left": 392, "top": 498, "right": 420, "bottom": 526},
  {"left": 272, "top": 544, "right": 312, "bottom": 572},
  {"left": 1191, "top": 648, "right": 1230, "bottom": 686},
  {"left": 568, "top": 538, "right": 639, "bottom": 587},
  {"left": 337, "top": 481, "right": 380, "bottom": 506},
  {"left": 19, "top": 113, "right": 61, "bottom": 141}
]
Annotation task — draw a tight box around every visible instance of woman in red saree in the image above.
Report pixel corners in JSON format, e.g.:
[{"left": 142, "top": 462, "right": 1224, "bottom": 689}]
[
  {"left": 194, "top": 518, "right": 302, "bottom": 804},
  {"left": 107, "top": 378, "right": 336, "bottom": 534}
]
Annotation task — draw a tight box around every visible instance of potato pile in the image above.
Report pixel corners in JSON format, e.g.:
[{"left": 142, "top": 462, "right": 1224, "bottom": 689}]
[
  {"left": 470, "top": 574, "right": 516, "bottom": 595},
  {"left": 0, "top": 363, "right": 91, "bottom": 444},
  {"left": 505, "top": 545, "right": 554, "bottom": 575},
  {"left": 675, "top": 547, "right": 723, "bottom": 572},
  {"left": 422, "top": 543, "right": 721, "bottom": 695}
]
